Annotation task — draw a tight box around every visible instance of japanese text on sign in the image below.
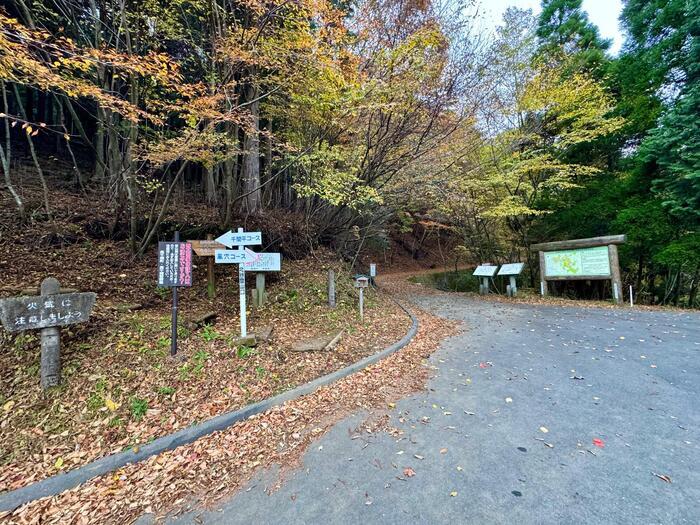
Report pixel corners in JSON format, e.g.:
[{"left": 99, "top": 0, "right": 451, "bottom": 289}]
[
  {"left": 158, "top": 242, "right": 193, "bottom": 287},
  {"left": 0, "top": 292, "right": 96, "bottom": 333},
  {"left": 242, "top": 253, "right": 281, "bottom": 272},
  {"left": 214, "top": 249, "right": 255, "bottom": 264}
]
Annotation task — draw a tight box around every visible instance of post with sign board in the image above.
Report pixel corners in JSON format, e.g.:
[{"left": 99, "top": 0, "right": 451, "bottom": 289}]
[
  {"left": 189, "top": 235, "right": 226, "bottom": 299},
  {"left": 157, "top": 231, "right": 193, "bottom": 355},
  {"left": 498, "top": 263, "right": 525, "bottom": 297},
  {"left": 0, "top": 278, "right": 96, "bottom": 389},
  {"left": 237, "top": 228, "right": 247, "bottom": 336},
  {"left": 355, "top": 276, "right": 369, "bottom": 321},
  {"left": 531, "top": 235, "right": 626, "bottom": 304},
  {"left": 473, "top": 265, "right": 498, "bottom": 294},
  {"left": 215, "top": 228, "right": 281, "bottom": 338}
]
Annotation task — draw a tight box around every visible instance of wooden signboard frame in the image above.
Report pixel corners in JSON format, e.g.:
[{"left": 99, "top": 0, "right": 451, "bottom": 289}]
[{"left": 530, "top": 235, "right": 626, "bottom": 304}]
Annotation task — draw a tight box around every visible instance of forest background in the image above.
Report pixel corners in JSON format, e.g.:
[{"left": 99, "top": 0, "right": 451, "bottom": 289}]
[{"left": 0, "top": 0, "right": 697, "bottom": 307}]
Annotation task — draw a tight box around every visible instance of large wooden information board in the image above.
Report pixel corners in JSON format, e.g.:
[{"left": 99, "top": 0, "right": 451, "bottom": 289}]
[{"left": 531, "top": 235, "right": 626, "bottom": 304}]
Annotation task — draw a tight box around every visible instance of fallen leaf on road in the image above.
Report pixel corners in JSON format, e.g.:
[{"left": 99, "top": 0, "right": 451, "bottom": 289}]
[
  {"left": 440, "top": 448, "right": 448, "bottom": 454},
  {"left": 479, "top": 362, "right": 492, "bottom": 369},
  {"left": 456, "top": 466, "right": 463, "bottom": 471},
  {"left": 652, "top": 472, "right": 672, "bottom": 483},
  {"left": 403, "top": 467, "right": 416, "bottom": 478},
  {"left": 414, "top": 454, "right": 424, "bottom": 460},
  {"left": 593, "top": 438, "right": 605, "bottom": 448},
  {"left": 450, "top": 491, "right": 458, "bottom": 497},
  {"left": 539, "top": 426, "right": 549, "bottom": 433},
  {"left": 505, "top": 397, "right": 513, "bottom": 403}
]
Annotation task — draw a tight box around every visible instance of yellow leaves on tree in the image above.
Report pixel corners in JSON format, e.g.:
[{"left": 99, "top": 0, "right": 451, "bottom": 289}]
[{"left": 483, "top": 62, "right": 625, "bottom": 219}]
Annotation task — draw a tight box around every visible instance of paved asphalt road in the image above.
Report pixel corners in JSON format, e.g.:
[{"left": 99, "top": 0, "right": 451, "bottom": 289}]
[{"left": 156, "top": 293, "right": 700, "bottom": 525}]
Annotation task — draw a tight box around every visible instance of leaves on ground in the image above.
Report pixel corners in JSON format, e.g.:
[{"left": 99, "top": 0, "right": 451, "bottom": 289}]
[{"left": 2, "top": 276, "right": 459, "bottom": 524}]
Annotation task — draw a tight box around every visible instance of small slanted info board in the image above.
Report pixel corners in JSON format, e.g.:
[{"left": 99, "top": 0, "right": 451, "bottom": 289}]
[{"left": 473, "top": 265, "right": 498, "bottom": 277}]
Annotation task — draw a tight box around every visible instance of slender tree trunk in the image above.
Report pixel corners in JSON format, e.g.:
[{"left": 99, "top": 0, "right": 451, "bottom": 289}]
[
  {"left": 13, "top": 84, "right": 51, "bottom": 217},
  {"left": 0, "top": 82, "right": 25, "bottom": 220}
]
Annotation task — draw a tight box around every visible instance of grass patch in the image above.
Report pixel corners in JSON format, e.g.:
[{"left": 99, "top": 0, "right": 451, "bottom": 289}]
[{"left": 409, "top": 269, "right": 480, "bottom": 293}]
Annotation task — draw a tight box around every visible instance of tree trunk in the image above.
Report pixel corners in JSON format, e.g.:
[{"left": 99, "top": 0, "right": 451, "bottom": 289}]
[
  {"left": 13, "top": 84, "right": 51, "bottom": 217},
  {"left": 240, "top": 82, "right": 261, "bottom": 214},
  {"left": 0, "top": 81, "right": 25, "bottom": 221}
]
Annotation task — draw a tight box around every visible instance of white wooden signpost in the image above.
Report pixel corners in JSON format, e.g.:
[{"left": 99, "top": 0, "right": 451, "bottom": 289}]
[
  {"left": 473, "top": 265, "right": 498, "bottom": 295},
  {"left": 498, "top": 263, "right": 525, "bottom": 297},
  {"left": 355, "top": 276, "right": 369, "bottom": 321},
  {"left": 215, "top": 228, "right": 281, "bottom": 337}
]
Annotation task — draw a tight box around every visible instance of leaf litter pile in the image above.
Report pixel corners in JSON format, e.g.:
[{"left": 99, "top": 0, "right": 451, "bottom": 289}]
[
  {"left": 2, "top": 282, "right": 458, "bottom": 524},
  {"left": 0, "top": 193, "right": 413, "bottom": 495}
]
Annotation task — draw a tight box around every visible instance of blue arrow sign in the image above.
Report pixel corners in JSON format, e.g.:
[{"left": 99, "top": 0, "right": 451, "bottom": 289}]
[
  {"left": 214, "top": 249, "right": 256, "bottom": 264},
  {"left": 215, "top": 230, "right": 262, "bottom": 248}
]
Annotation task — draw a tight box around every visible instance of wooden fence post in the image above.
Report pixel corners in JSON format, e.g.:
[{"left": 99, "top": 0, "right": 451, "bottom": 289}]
[
  {"left": 206, "top": 233, "right": 216, "bottom": 299},
  {"left": 328, "top": 270, "right": 336, "bottom": 307}
]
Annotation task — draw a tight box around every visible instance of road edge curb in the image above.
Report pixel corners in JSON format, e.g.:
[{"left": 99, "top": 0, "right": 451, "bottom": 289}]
[{"left": 0, "top": 296, "right": 418, "bottom": 513}]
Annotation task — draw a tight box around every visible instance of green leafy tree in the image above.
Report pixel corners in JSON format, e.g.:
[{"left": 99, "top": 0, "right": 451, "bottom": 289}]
[
  {"left": 536, "top": 0, "right": 610, "bottom": 72},
  {"left": 638, "top": 0, "right": 700, "bottom": 223}
]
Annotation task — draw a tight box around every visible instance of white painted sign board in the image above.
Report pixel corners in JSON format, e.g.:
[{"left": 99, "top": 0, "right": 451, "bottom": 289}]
[
  {"left": 370, "top": 264, "right": 376, "bottom": 277},
  {"left": 242, "top": 253, "right": 281, "bottom": 272},
  {"left": 498, "top": 263, "right": 525, "bottom": 276},
  {"left": 214, "top": 249, "right": 256, "bottom": 264},
  {"left": 473, "top": 265, "right": 498, "bottom": 277},
  {"left": 215, "top": 231, "right": 262, "bottom": 248}
]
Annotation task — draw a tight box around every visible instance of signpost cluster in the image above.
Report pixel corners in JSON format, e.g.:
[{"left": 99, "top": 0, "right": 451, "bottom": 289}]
[
  {"left": 473, "top": 263, "right": 525, "bottom": 296},
  {"left": 214, "top": 228, "right": 281, "bottom": 337}
]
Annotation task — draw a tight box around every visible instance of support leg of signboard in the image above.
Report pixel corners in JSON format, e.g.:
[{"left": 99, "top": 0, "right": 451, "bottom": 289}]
[
  {"left": 481, "top": 277, "right": 489, "bottom": 294},
  {"left": 608, "top": 244, "right": 623, "bottom": 305},
  {"left": 509, "top": 276, "right": 517, "bottom": 297},
  {"left": 538, "top": 250, "right": 548, "bottom": 297},
  {"left": 238, "top": 227, "right": 247, "bottom": 337},
  {"left": 171, "top": 231, "right": 180, "bottom": 356},
  {"left": 40, "top": 277, "right": 61, "bottom": 389},
  {"left": 253, "top": 273, "right": 266, "bottom": 308},
  {"left": 206, "top": 233, "right": 216, "bottom": 299}
]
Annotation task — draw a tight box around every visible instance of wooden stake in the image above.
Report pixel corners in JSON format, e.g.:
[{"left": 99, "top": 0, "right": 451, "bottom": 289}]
[{"left": 206, "top": 233, "right": 216, "bottom": 299}]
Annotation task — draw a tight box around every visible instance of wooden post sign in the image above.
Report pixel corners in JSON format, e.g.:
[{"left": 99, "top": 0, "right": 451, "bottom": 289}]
[
  {"left": 189, "top": 234, "right": 224, "bottom": 299},
  {"left": 530, "top": 235, "right": 626, "bottom": 304},
  {"left": 0, "top": 277, "right": 96, "bottom": 390}
]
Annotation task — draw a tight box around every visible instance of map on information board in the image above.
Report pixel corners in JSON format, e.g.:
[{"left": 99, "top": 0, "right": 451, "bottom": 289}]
[{"left": 544, "top": 246, "right": 610, "bottom": 278}]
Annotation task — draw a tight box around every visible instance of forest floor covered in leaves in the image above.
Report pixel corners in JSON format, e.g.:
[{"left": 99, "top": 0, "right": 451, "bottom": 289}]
[
  {"left": 0, "top": 184, "right": 413, "bottom": 494},
  {"left": 1, "top": 276, "right": 459, "bottom": 524}
]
